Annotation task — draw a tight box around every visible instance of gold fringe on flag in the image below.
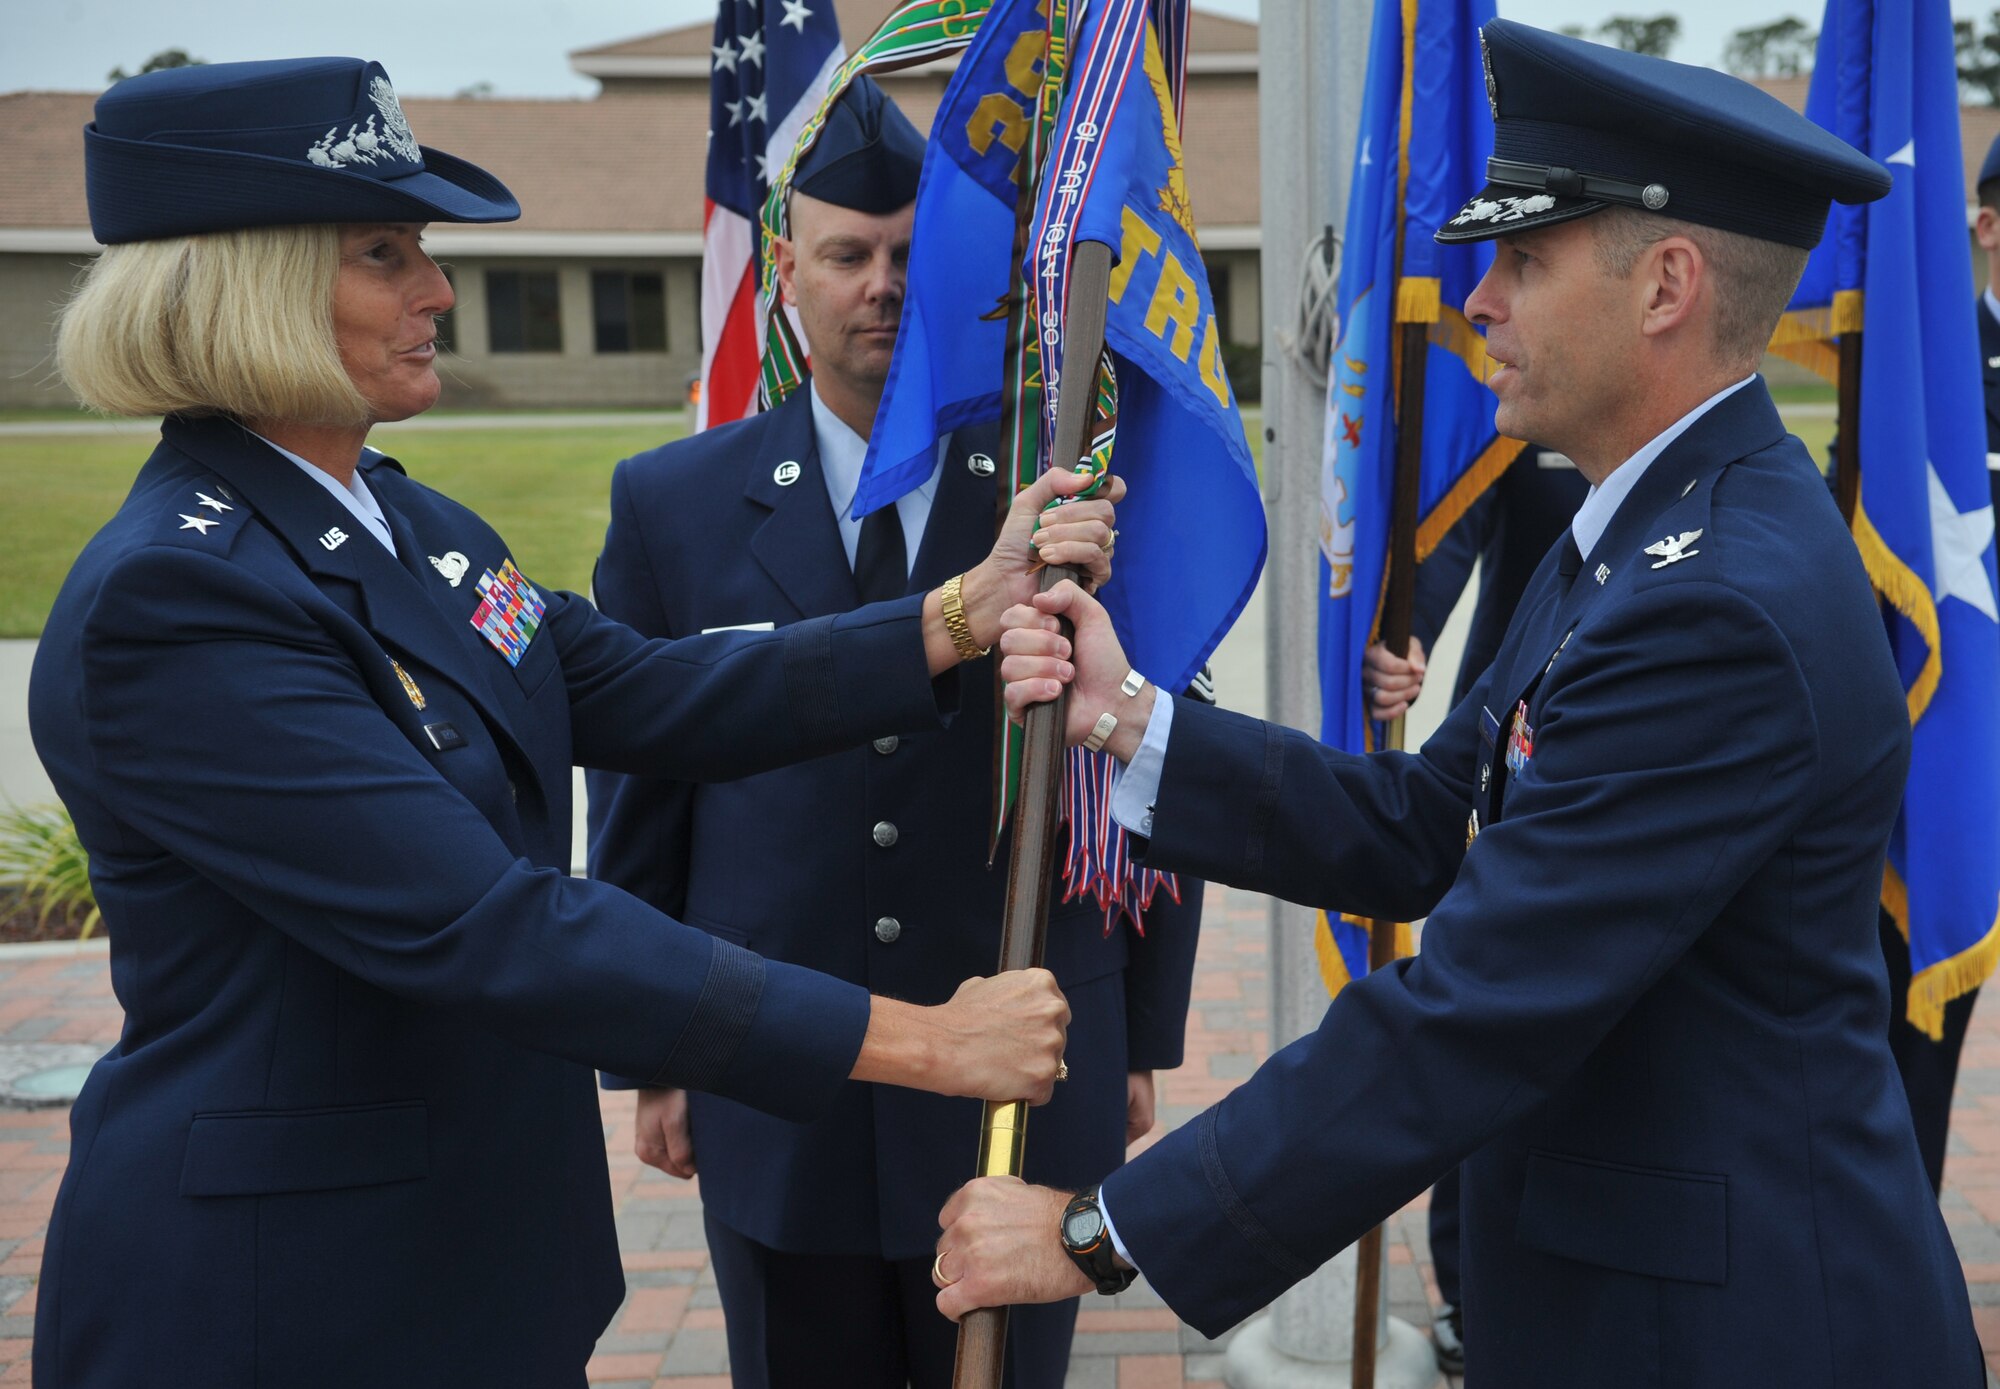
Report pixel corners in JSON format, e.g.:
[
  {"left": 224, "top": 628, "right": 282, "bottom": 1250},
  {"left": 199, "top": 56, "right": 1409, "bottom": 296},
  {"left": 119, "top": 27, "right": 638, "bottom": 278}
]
[
  {"left": 1908, "top": 904, "right": 2000, "bottom": 1041},
  {"left": 1851, "top": 501, "right": 1942, "bottom": 724},
  {"left": 1395, "top": 275, "right": 1441, "bottom": 325}
]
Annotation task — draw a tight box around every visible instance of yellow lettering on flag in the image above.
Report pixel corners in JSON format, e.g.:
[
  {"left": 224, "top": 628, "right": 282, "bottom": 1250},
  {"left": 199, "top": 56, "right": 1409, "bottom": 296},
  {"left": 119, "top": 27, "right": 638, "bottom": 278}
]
[
  {"left": 1198, "top": 313, "right": 1229, "bottom": 408},
  {"left": 965, "top": 93, "right": 1032, "bottom": 165},
  {"left": 1109, "top": 206, "right": 1164, "bottom": 304},
  {"left": 1145, "top": 252, "right": 1201, "bottom": 362}
]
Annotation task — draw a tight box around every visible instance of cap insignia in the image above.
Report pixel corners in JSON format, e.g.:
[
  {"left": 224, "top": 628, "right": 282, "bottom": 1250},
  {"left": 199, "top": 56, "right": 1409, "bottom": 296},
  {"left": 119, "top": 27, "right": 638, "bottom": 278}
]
[
  {"left": 1481, "top": 38, "right": 1501, "bottom": 119},
  {"left": 1449, "top": 192, "right": 1558, "bottom": 228},
  {"left": 307, "top": 77, "right": 421, "bottom": 170},
  {"left": 1642, "top": 183, "right": 1670, "bottom": 210}
]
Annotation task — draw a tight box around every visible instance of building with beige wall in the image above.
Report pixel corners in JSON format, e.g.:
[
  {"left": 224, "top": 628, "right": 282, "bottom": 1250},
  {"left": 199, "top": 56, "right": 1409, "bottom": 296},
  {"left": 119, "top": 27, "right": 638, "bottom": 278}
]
[{"left": 0, "top": 1, "right": 1262, "bottom": 411}]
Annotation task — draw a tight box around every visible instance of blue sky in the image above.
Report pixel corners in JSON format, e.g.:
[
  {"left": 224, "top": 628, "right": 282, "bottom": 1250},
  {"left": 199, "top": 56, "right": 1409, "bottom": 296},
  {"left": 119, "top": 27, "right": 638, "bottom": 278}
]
[{"left": 2, "top": 0, "right": 1984, "bottom": 98}]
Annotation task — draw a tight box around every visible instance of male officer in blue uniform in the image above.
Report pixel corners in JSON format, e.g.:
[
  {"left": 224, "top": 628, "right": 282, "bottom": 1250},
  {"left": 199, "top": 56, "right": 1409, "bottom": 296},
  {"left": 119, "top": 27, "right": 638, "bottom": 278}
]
[
  {"left": 587, "top": 78, "right": 1203, "bottom": 1389},
  {"left": 1360, "top": 442, "right": 1591, "bottom": 1374},
  {"left": 935, "top": 23, "right": 1986, "bottom": 1386}
]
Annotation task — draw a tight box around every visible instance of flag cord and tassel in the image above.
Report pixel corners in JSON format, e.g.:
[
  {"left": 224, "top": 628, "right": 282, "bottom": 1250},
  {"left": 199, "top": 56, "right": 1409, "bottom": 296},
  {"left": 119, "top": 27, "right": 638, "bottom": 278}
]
[{"left": 953, "top": 239, "right": 1118, "bottom": 1389}]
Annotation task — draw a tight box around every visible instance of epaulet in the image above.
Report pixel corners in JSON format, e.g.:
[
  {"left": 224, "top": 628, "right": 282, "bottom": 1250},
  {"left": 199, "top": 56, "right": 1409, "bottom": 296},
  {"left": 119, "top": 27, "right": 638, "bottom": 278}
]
[
  {"left": 1633, "top": 471, "right": 1719, "bottom": 579},
  {"left": 152, "top": 476, "right": 247, "bottom": 551},
  {"left": 358, "top": 445, "right": 407, "bottom": 478}
]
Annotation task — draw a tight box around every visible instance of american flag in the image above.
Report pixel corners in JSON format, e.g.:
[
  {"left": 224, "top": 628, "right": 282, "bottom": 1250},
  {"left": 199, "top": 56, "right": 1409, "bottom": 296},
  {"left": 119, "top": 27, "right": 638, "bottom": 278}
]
[{"left": 698, "top": 0, "right": 845, "bottom": 430}]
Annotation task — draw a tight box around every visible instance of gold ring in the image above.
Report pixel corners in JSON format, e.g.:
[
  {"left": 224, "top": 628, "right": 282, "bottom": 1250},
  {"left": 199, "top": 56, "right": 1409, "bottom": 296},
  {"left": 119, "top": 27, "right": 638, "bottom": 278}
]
[
  {"left": 1102, "top": 529, "right": 1118, "bottom": 554},
  {"left": 933, "top": 1250, "right": 955, "bottom": 1286},
  {"left": 1056, "top": 1058, "right": 1070, "bottom": 1081}
]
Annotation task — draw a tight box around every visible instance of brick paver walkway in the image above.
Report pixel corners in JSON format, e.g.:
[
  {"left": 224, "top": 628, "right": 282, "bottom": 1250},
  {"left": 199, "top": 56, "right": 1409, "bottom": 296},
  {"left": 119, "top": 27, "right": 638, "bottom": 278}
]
[{"left": 0, "top": 892, "right": 1995, "bottom": 1386}]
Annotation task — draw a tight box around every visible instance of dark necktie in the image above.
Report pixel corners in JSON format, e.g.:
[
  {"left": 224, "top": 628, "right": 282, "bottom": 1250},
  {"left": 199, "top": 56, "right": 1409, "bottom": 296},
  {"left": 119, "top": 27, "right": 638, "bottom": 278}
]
[
  {"left": 1556, "top": 530, "right": 1584, "bottom": 591},
  {"left": 853, "top": 503, "right": 908, "bottom": 604}
]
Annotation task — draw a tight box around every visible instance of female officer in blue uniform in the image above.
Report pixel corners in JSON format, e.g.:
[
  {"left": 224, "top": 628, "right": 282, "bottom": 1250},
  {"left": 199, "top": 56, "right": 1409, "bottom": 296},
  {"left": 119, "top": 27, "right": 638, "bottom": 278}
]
[{"left": 27, "top": 57, "right": 1116, "bottom": 1387}]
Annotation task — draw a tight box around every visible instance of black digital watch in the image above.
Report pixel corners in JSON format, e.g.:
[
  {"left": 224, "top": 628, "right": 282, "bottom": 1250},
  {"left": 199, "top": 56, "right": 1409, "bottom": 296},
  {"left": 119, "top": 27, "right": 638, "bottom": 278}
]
[{"left": 1060, "top": 1186, "right": 1138, "bottom": 1296}]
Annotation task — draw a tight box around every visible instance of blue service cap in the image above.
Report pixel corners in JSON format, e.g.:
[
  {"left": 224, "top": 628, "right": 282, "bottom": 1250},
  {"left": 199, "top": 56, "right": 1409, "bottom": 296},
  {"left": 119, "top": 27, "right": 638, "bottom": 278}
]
[
  {"left": 84, "top": 57, "right": 519, "bottom": 244},
  {"left": 1980, "top": 131, "right": 2000, "bottom": 193},
  {"left": 1437, "top": 20, "right": 1890, "bottom": 250},
  {"left": 791, "top": 76, "right": 923, "bottom": 214}
]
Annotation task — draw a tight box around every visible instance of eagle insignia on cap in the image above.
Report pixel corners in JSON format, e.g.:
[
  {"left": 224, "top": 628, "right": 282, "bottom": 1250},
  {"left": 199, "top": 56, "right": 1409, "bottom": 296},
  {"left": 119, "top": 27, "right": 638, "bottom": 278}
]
[
  {"left": 1482, "top": 39, "right": 1501, "bottom": 118},
  {"left": 307, "top": 77, "right": 421, "bottom": 169},
  {"left": 1449, "top": 192, "right": 1557, "bottom": 227}
]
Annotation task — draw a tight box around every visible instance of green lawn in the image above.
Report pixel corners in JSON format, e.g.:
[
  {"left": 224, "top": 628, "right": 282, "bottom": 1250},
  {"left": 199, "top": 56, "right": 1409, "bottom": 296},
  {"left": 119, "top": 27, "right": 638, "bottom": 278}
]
[
  {"left": 0, "top": 423, "right": 682, "bottom": 638},
  {"left": 0, "top": 403, "right": 1837, "bottom": 640}
]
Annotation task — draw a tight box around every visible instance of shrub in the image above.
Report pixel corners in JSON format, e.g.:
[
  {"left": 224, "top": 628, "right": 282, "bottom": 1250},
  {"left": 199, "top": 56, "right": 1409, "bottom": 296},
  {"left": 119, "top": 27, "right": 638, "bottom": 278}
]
[{"left": 0, "top": 805, "right": 100, "bottom": 938}]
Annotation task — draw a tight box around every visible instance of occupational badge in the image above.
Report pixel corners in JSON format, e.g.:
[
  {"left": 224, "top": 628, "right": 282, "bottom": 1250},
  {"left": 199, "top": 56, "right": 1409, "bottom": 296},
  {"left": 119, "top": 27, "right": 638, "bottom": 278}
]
[{"left": 430, "top": 551, "right": 470, "bottom": 587}]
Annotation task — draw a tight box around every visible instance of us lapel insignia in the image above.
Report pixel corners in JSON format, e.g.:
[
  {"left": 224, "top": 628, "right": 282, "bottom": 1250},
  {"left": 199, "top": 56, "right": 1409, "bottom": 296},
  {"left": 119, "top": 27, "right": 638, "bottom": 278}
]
[
  {"left": 968, "top": 453, "right": 997, "bottom": 477},
  {"left": 429, "top": 551, "right": 469, "bottom": 587},
  {"left": 1644, "top": 528, "right": 1703, "bottom": 568},
  {"left": 774, "top": 460, "right": 802, "bottom": 486},
  {"left": 470, "top": 559, "right": 547, "bottom": 667},
  {"left": 1593, "top": 563, "right": 1610, "bottom": 586},
  {"left": 390, "top": 659, "right": 426, "bottom": 710}
]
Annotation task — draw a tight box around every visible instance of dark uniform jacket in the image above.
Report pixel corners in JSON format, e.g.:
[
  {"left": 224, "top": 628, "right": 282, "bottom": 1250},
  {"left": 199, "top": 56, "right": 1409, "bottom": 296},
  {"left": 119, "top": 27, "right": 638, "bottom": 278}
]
[
  {"left": 1103, "top": 381, "right": 1981, "bottom": 1387},
  {"left": 27, "top": 415, "right": 953, "bottom": 1388},
  {"left": 587, "top": 392, "right": 1202, "bottom": 1260}
]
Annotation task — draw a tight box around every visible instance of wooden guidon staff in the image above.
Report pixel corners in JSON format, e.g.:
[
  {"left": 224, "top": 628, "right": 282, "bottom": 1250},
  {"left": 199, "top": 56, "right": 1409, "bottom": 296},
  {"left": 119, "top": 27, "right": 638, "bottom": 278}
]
[
  {"left": 1350, "top": 315, "right": 1432, "bottom": 1389},
  {"left": 952, "top": 240, "right": 1117, "bottom": 1389}
]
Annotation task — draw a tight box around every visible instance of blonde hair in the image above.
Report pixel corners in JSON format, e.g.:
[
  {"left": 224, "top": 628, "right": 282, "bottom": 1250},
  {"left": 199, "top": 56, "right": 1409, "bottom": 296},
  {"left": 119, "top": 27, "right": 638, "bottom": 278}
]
[
  {"left": 1588, "top": 207, "right": 1810, "bottom": 373},
  {"left": 55, "top": 224, "right": 371, "bottom": 426}
]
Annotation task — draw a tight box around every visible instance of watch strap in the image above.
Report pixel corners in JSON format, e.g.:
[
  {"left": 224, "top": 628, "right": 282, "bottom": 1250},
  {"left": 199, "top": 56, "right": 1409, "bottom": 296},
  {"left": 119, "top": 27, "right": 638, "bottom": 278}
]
[{"left": 1060, "top": 1187, "right": 1139, "bottom": 1296}]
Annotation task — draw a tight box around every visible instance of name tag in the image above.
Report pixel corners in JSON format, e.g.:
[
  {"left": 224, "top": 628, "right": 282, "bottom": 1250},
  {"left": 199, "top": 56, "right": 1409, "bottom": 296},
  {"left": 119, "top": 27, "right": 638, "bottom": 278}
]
[
  {"left": 702, "top": 621, "right": 775, "bottom": 634},
  {"left": 424, "top": 721, "right": 466, "bottom": 752}
]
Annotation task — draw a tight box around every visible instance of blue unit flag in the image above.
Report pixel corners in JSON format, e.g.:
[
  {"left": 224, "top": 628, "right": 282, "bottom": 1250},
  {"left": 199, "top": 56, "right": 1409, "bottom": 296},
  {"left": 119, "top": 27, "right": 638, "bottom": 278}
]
[
  {"left": 1315, "top": 0, "right": 1523, "bottom": 996},
  {"left": 1779, "top": 0, "right": 2000, "bottom": 1037},
  {"left": 856, "top": 0, "right": 1265, "bottom": 699}
]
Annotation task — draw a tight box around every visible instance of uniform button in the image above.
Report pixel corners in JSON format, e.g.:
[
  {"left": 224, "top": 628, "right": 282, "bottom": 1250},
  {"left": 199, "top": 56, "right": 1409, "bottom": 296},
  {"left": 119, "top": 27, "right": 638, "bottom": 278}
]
[
  {"left": 874, "top": 916, "right": 902, "bottom": 943},
  {"left": 872, "top": 821, "right": 899, "bottom": 848},
  {"left": 872, "top": 736, "right": 900, "bottom": 755}
]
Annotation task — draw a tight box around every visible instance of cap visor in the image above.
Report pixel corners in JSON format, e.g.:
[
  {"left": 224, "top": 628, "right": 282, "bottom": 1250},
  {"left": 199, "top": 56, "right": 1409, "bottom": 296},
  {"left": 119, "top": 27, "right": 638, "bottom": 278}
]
[{"left": 1434, "top": 183, "right": 1604, "bottom": 244}]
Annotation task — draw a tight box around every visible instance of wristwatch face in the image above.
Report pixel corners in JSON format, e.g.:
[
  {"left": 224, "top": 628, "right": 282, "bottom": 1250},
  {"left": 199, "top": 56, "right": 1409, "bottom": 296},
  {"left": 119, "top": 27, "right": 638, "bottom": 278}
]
[{"left": 1062, "top": 1202, "right": 1106, "bottom": 1250}]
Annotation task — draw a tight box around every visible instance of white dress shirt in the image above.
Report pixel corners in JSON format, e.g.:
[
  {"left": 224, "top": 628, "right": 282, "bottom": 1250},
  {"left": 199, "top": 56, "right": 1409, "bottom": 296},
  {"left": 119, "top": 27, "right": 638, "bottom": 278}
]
[
  {"left": 810, "top": 384, "right": 947, "bottom": 573},
  {"left": 252, "top": 431, "right": 397, "bottom": 556}
]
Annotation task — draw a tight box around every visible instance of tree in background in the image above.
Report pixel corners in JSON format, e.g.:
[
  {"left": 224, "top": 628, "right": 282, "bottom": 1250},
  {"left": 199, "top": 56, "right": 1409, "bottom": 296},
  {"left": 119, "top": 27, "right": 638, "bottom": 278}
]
[
  {"left": 108, "top": 50, "right": 204, "bottom": 83},
  {"left": 1724, "top": 17, "right": 1817, "bottom": 76},
  {"left": 1595, "top": 15, "right": 1681, "bottom": 56},
  {"left": 1959, "top": 11, "right": 2000, "bottom": 105}
]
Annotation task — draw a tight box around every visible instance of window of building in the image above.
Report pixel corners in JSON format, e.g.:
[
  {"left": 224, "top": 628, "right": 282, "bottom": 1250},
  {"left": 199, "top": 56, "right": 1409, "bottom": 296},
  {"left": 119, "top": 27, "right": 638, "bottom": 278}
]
[
  {"left": 487, "top": 270, "right": 562, "bottom": 353},
  {"left": 591, "top": 270, "right": 668, "bottom": 354}
]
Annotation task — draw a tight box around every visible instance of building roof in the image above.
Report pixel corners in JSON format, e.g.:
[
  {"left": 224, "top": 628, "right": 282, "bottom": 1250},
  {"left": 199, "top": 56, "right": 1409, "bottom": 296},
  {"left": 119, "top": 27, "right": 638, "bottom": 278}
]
[
  {"left": 572, "top": 1, "right": 1257, "bottom": 70},
  {"left": 0, "top": 46, "right": 1260, "bottom": 250}
]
